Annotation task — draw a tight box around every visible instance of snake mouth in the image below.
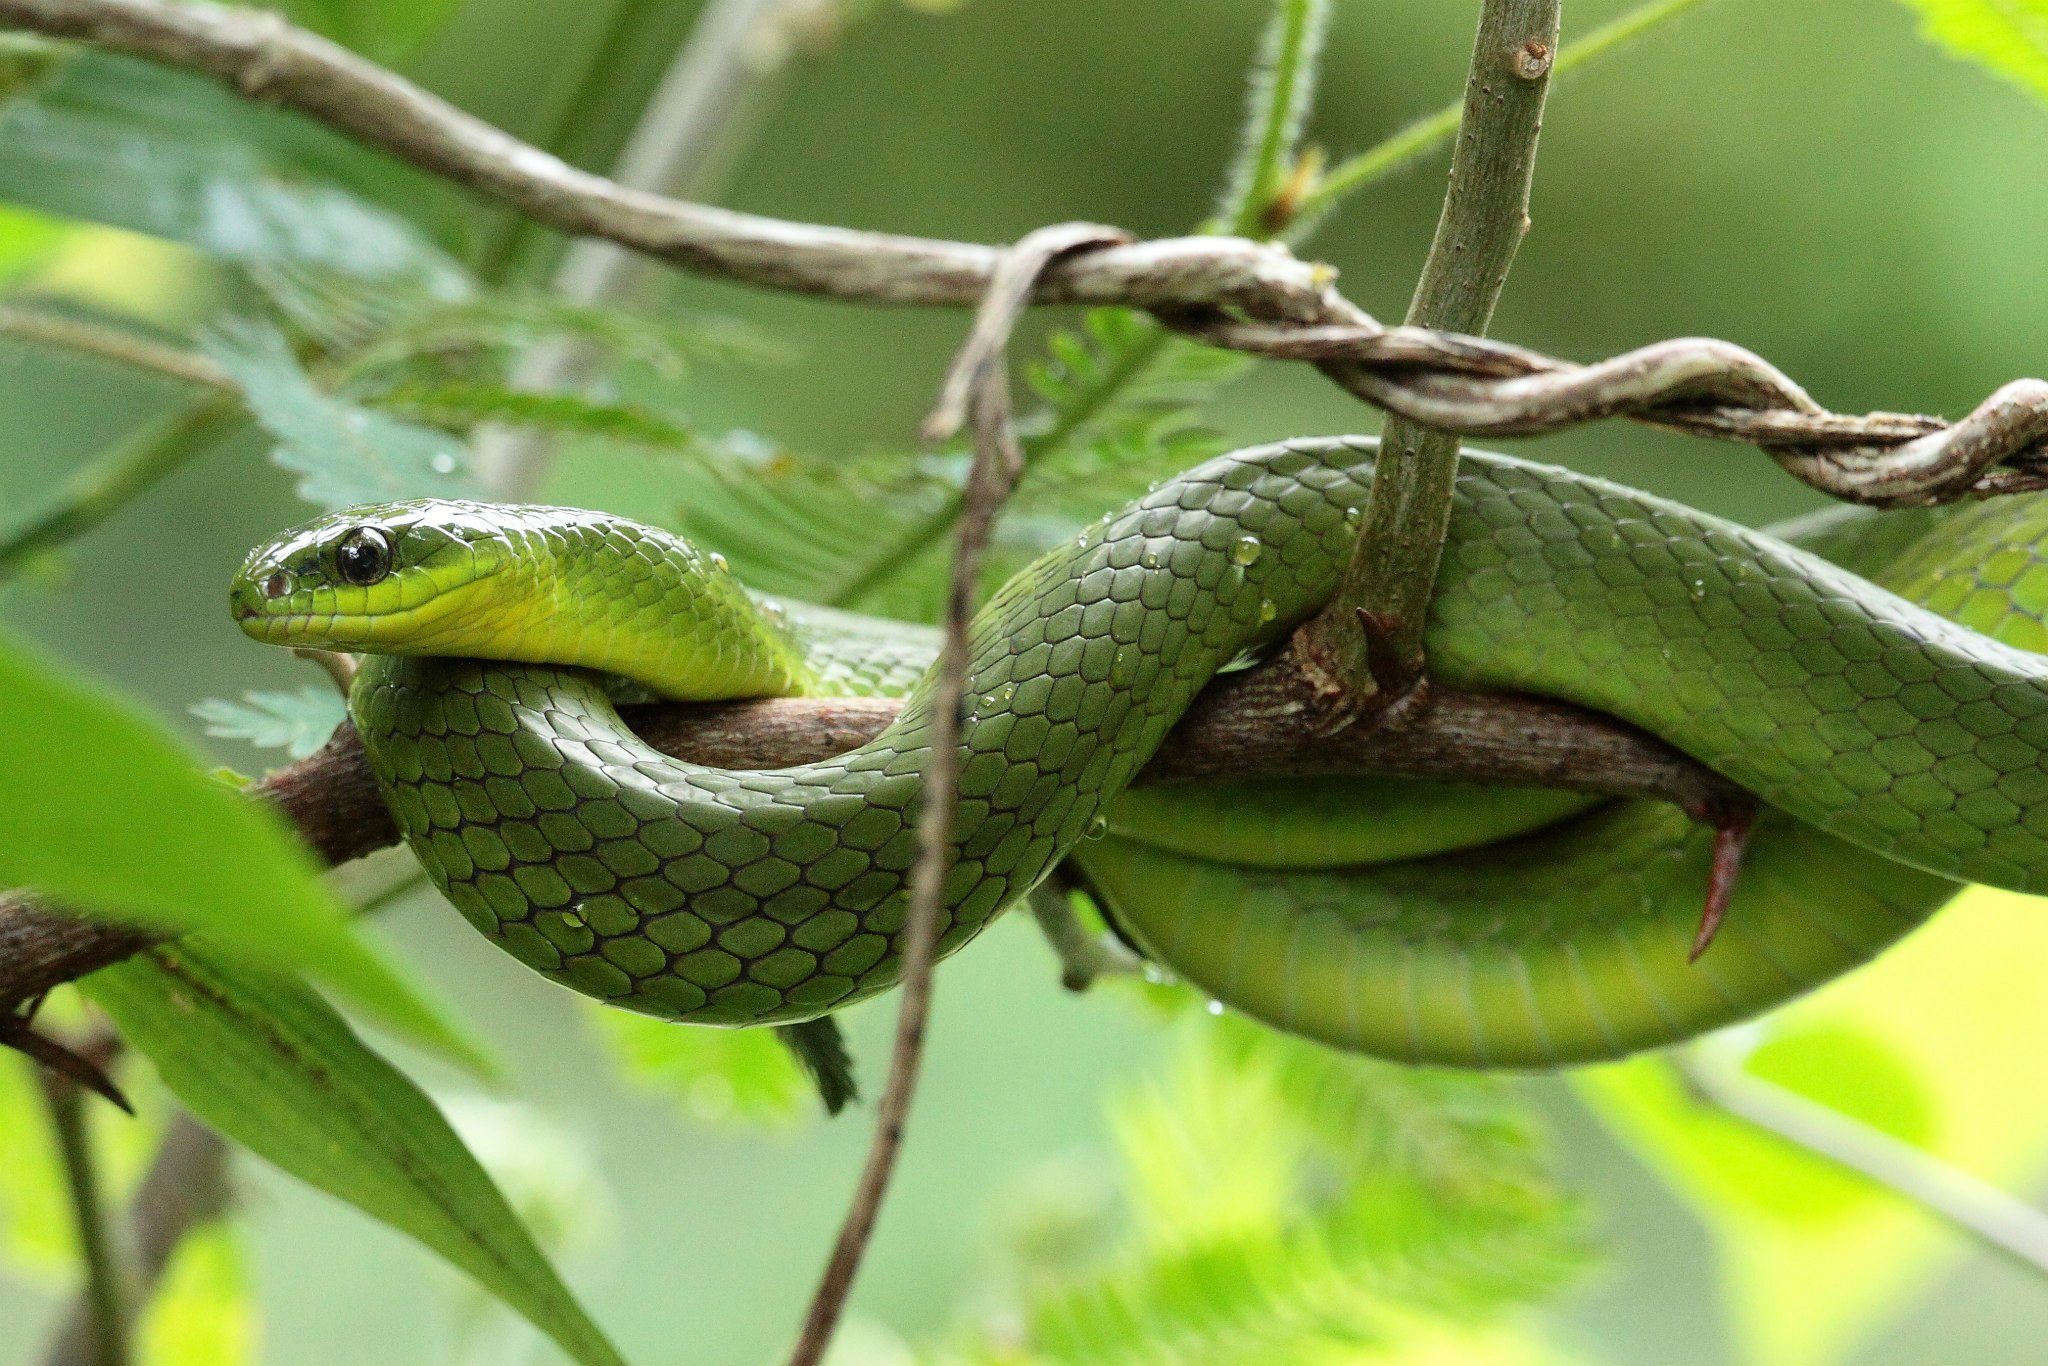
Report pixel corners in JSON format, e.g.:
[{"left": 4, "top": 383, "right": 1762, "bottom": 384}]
[{"left": 236, "top": 608, "right": 393, "bottom": 648}]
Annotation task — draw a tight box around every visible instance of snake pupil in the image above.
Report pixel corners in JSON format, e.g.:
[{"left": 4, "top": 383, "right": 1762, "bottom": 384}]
[{"left": 335, "top": 527, "right": 393, "bottom": 587}]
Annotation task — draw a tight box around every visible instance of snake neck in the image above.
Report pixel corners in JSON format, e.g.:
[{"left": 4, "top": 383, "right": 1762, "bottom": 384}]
[
  {"left": 233, "top": 499, "right": 817, "bottom": 702},
  {"left": 474, "top": 510, "right": 819, "bottom": 702}
]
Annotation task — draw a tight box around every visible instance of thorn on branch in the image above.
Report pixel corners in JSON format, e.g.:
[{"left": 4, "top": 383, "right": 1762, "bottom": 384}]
[
  {"left": 3, "top": 1008, "right": 132, "bottom": 1115},
  {"left": 1686, "top": 797, "right": 1757, "bottom": 963},
  {"left": 1354, "top": 607, "right": 1430, "bottom": 721}
]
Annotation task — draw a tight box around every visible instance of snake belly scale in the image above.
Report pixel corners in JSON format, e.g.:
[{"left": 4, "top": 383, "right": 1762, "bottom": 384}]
[{"left": 231, "top": 438, "right": 2048, "bottom": 1064}]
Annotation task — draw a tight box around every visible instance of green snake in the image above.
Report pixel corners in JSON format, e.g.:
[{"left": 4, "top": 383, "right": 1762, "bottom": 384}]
[{"left": 230, "top": 437, "right": 2048, "bottom": 1068}]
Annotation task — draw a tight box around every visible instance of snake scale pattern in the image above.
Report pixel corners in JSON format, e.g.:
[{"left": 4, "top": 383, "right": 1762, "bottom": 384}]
[{"left": 232, "top": 438, "right": 2048, "bottom": 1065}]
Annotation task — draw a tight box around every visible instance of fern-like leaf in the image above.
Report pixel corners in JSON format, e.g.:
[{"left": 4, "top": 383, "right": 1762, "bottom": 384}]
[{"left": 958, "top": 1014, "right": 1594, "bottom": 1365}]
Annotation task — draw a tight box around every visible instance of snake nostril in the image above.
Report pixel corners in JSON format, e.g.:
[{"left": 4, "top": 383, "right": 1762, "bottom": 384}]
[{"left": 263, "top": 571, "right": 289, "bottom": 599}]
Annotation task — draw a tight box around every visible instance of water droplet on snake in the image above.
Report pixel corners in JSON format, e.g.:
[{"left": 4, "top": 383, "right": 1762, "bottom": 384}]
[
  {"left": 1141, "top": 549, "right": 1161, "bottom": 569},
  {"left": 1343, "top": 505, "right": 1363, "bottom": 527},
  {"left": 1258, "top": 599, "right": 1277, "bottom": 623},
  {"left": 1085, "top": 815, "right": 1109, "bottom": 840},
  {"left": 1230, "top": 535, "right": 1263, "bottom": 567},
  {"left": 709, "top": 552, "right": 729, "bottom": 572}
]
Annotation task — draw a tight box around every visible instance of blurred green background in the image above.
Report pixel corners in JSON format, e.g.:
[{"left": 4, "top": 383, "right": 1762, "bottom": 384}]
[{"left": 4, "top": 0, "right": 2048, "bottom": 1362}]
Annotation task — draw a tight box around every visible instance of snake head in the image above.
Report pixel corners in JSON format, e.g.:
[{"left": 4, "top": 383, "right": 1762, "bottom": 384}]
[{"left": 231, "top": 500, "right": 517, "bottom": 652}]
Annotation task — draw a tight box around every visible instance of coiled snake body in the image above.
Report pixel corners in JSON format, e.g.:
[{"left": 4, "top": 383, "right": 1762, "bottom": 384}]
[{"left": 232, "top": 438, "right": 2048, "bottom": 1066}]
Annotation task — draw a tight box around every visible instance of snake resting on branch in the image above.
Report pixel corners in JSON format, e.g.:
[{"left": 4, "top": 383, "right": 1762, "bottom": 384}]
[{"left": 231, "top": 437, "right": 2048, "bottom": 1071}]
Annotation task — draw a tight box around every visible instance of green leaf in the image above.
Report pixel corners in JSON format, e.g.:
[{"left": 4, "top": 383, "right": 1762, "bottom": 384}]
[
  {"left": 0, "top": 51, "right": 470, "bottom": 283},
  {"left": 668, "top": 311, "right": 1249, "bottom": 622},
  {"left": 1897, "top": 0, "right": 2048, "bottom": 106},
  {"left": 367, "top": 381, "right": 702, "bottom": 451},
  {"left": 981, "top": 1013, "right": 1592, "bottom": 1365},
  {"left": 587, "top": 1003, "right": 818, "bottom": 1129},
  {"left": 667, "top": 437, "right": 959, "bottom": 611},
  {"left": 83, "top": 943, "right": 628, "bottom": 1366},
  {"left": 0, "top": 1051, "right": 72, "bottom": 1279},
  {"left": 191, "top": 685, "right": 347, "bottom": 761},
  {"left": 0, "top": 201, "right": 67, "bottom": 287},
  {"left": 336, "top": 292, "right": 783, "bottom": 383},
  {"left": 776, "top": 1017, "right": 859, "bottom": 1116},
  {"left": 1021, "top": 309, "right": 1251, "bottom": 513},
  {"left": 1579, "top": 885, "right": 2048, "bottom": 1366},
  {"left": 0, "top": 623, "right": 478, "bottom": 1071},
  {"left": 200, "top": 319, "right": 481, "bottom": 509},
  {"left": 137, "top": 1223, "right": 258, "bottom": 1366}
]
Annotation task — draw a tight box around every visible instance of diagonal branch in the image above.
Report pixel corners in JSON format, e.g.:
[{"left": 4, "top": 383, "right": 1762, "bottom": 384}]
[
  {"left": 4, "top": 0, "right": 2041, "bottom": 505},
  {"left": 0, "top": 0, "right": 1333, "bottom": 314},
  {"left": 1678, "top": 1051, "right": 2048, "bottom": 1275}
]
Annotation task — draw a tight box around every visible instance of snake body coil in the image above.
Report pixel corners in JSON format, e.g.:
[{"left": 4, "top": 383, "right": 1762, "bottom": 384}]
[{"left": 233, "top": 439, "right": 2048, "bottom": 1065}]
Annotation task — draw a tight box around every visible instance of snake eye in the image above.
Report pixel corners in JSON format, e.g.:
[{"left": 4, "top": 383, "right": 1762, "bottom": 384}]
[{"left": 335, "top": 527, "right": 393, "bottom": 587}]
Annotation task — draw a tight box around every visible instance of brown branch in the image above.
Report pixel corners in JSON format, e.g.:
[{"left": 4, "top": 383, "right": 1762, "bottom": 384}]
[
  {"left": 0, "top": 0, "right": 1331, "bottom": 315},
  {"left": 785, "top": 222, "right": 1124, "bottom": 1366},
  {"left": 0, "top": 670, "right": 1742, "bottom": 1015},
  {"left": 2, "top": 0, "right": 2045, "bottom": 504}
]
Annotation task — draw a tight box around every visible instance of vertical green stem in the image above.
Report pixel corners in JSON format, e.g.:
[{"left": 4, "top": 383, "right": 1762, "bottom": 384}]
[
  {"left": 1308, "top": 0, "right": 1561, "bottom": 693},
  {"left": 0, "top": 396, "right": 240, "bottom": 580},
  {"left": 1221, "top": 0, "right": 1331, "bottom": 237},
  {"left": 41, "top": 1072, "right": 128, "bottom": 1366}
]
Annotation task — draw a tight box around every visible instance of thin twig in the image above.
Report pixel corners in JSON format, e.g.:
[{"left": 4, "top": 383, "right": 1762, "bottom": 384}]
[
  {"left": 1219, "top": 0, "right": 1328, "bottom": 237},
  {"left": 0, "top": 306, "right": 236, "bottom": 392},
  {"left": 0, "top": 396, "right": 242, "bottom": 578},
  {"left": 3, "top": 0, "right": 2045, "bottom": 504},
  {"left": 785, "top": 222, "right": 1124, "bottom": 1366},
  {"left": 1677, "top": 1050, "right": 2048, "bottom": 1275},
  {"left": 472, "top": 0, "right": 821, "bottom": 498},
  {"left": 0, "top": 0, "right": 1333, "bottom": 314},
  {"left": 43, "top": 1111, "right": 230, "bottom": 1366},
  {"left": 1298, "top": 0, "right": 1560, "bottom": 704},
  {"left": 39, "top": 1057, "right": 130, "bottom": 1366},
  {"left": 1025, "top": 880, "right": 1142, "bottom": 993}
]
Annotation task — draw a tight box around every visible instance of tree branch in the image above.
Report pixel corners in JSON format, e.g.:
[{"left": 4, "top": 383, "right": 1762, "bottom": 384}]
[
  {"left": 0, "top": 0, "right": 2024, "bottom": 508},
  {"left": 0, "top": 0, "right": 1332, "bottom": 314},
  {"left": 1298, "top": 0, "right": 1559, "bottom": 705},
  {"left": 0, "top": 668, "right": 1744, "bottom": 1014}
]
